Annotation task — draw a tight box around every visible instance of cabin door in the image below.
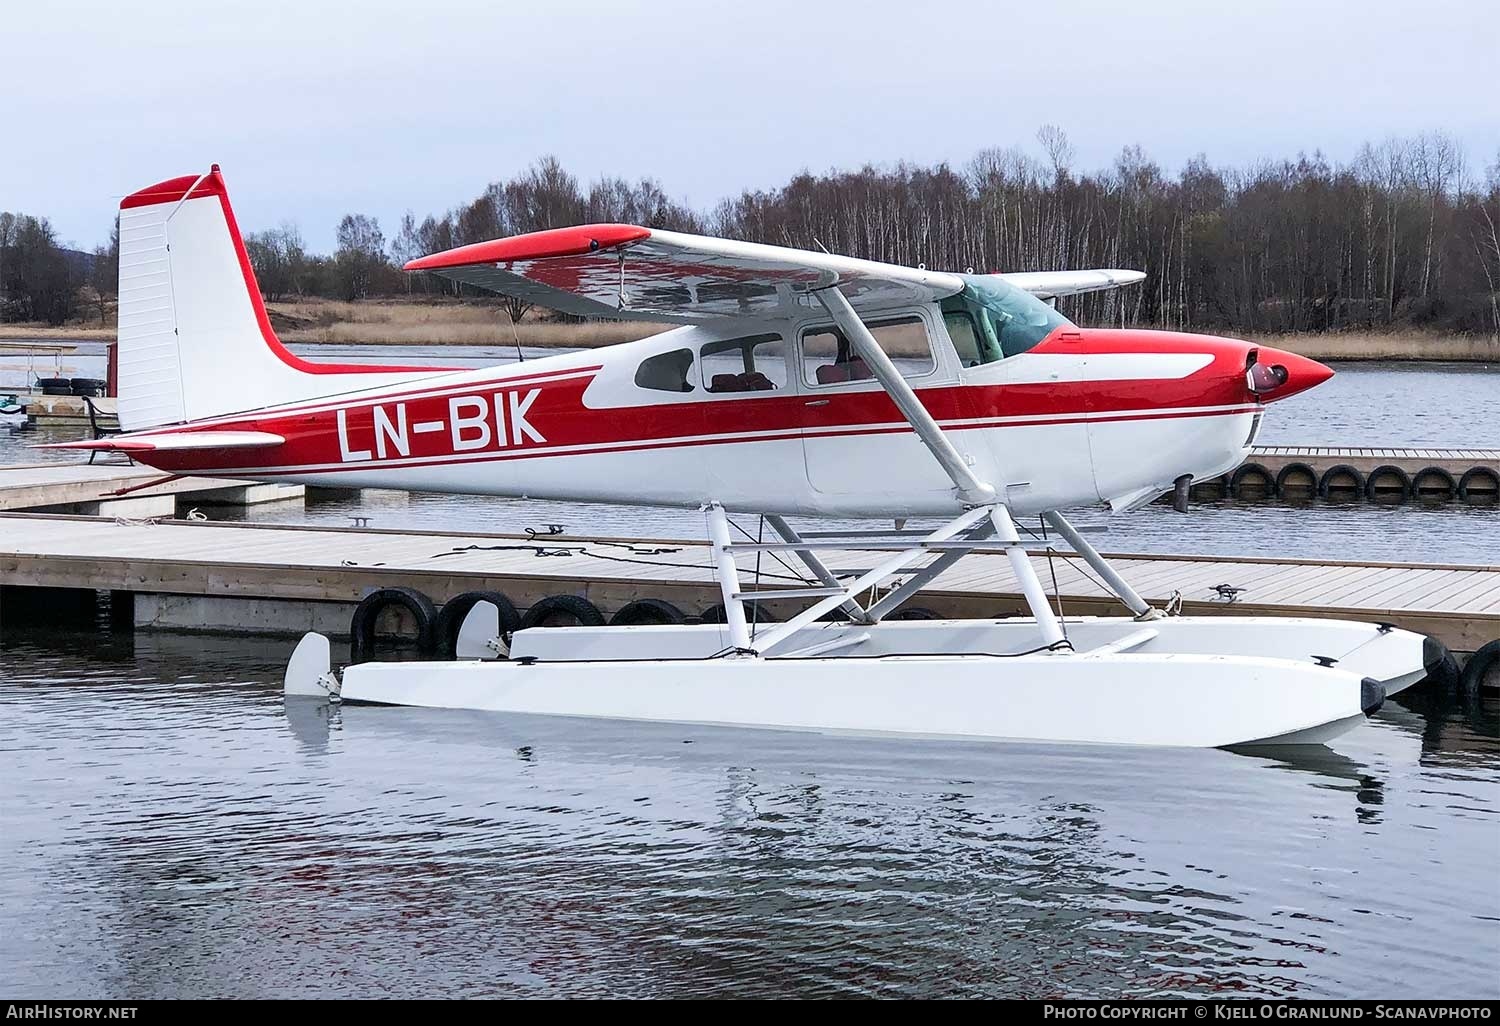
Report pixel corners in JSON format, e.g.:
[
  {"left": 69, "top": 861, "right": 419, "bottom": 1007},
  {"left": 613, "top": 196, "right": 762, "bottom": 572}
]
[{"left": 797, "top": 312, "right": 958, "bottom": 502}]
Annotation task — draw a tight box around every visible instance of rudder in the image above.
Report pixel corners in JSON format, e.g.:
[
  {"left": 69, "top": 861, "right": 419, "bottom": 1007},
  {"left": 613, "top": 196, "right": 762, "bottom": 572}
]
[{"left": 115, "top": 166, "right": 441, "bottom": 431}]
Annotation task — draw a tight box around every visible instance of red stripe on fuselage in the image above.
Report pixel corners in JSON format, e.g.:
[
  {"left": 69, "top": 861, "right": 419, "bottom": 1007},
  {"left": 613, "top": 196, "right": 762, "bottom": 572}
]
[
  {"left": 128, "top": 341, "right": 1257, "bottom": 477},
  {"left": 136, "top": 405, "right": 1258, "bottom": 480}
]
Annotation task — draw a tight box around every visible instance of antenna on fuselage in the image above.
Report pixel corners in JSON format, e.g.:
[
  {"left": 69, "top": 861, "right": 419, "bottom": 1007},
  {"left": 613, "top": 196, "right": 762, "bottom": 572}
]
[
  {"left": 503, "top": 306, "right": 524, "bottom": 364},
  {"left": 811, "top": 238, "right": 831, "bottom": 254}
]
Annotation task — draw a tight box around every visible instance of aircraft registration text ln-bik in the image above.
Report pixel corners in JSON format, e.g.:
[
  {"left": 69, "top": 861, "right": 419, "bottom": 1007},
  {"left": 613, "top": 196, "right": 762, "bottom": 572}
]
[{"left": 47, "top": 166, "right": 1434, "bottom": 748}]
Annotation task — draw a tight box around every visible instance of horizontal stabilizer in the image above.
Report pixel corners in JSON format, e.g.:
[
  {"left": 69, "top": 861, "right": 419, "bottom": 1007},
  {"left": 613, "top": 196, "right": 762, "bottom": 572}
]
[{"left": 36, "top": 430, "right": 286, "bottom": 453}]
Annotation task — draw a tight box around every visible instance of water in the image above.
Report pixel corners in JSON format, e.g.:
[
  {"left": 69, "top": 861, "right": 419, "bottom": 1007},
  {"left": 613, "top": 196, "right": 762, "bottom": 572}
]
[
  {"left": 2, "top": 347, "right": 1497, "bottom": 462},
  {"left": 1, "top": 354, "right": 1498, "bottom": 997},
  {"left": 0, "top": 341, "right": 535, "bottom": 467},
  {"left": 1262, "top": 360, "right": 1498, "bottom": 448},
  {"left": 6, "top": 350, "right": 1493, "bottom": 564},
  {"left": 0, "top": 629, "right": 1495, "bottom": 998},
  {"left": 195, "top": 486, "right": 1489, "bottom": 567}
]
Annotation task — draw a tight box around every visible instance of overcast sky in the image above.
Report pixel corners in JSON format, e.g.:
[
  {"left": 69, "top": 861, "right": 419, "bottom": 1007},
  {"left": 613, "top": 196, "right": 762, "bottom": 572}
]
[{"left": 3, "top": 0, "right": 1495, "bottom": 253}]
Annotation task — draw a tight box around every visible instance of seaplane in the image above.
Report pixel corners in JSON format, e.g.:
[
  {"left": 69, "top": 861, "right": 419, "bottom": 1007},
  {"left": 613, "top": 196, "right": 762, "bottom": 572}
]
[{"left": 46, "top": 165, "right": 1436, "bottom": 747}]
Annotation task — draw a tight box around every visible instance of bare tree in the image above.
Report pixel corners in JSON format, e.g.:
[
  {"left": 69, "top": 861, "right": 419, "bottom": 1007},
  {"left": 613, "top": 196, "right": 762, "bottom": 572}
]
[{"left": 334, "top": 214, "right": 388, "bottom": 300}]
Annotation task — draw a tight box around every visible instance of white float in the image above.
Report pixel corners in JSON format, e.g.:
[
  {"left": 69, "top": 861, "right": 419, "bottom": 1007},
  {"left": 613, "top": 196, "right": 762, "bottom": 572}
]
[{"left": 284, "top": 498, "right": 1429, "bottom": 749}]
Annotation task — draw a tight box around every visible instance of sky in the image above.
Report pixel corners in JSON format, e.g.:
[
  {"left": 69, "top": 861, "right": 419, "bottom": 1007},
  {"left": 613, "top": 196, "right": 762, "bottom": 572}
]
[{"left": 3, "top": 0, "right": 1495, "bottom": 254}]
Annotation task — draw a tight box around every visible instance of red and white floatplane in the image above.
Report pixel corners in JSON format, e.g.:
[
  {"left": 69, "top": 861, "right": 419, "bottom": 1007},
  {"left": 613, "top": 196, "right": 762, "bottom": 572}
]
[{"left": 48, "top": 166, "right": 1433, "bottom": 747}]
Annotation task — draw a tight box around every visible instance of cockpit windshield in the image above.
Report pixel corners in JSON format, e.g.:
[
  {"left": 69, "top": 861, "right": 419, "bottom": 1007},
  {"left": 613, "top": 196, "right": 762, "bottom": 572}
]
[{"left": 940, "top": 274, "right": 1072, "bottom": 366}]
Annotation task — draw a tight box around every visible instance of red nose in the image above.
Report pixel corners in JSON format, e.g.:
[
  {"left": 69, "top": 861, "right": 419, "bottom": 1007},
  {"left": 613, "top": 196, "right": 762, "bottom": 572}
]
[{"left": 1248, "top": 346, "right": 1334, "bottom": 402}]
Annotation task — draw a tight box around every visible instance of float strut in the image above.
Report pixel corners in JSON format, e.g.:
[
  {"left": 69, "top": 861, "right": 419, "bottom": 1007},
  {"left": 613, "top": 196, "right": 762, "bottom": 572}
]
[
  {"left": 991, "top": 505, "right": 1067, "bottom": 647},
  {"left": 1041, "top": 511, "right": 1160, "bottom": 620},
  {"left": 763, "top": 515, "right": 871, "bottom": 623},
  {"left": 705, "top": 502, "right": 752, "bottom": 650}
]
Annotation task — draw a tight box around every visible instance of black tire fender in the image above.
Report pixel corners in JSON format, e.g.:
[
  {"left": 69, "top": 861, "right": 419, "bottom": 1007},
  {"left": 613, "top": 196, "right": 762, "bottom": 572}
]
[
  {"left": 519, "top": 594, "right": 606, "bottom": 630},
  {"left": 1458, "top": 640, "right": 1500, "bottom": 696},
  {"left": 434, "top": 590, "right": 521, "bottom": 658},
  {"left": 1274, "top": 462, "right": 1318, "bottom": 496},
  {"left": 1364, "top": 464, "right": 1412, "bottom": 501},
  {"left": 1458, "top": 467, "right": 1500, "bottom": 503},
  {"left": 1229, "top": 463, "right": 1276, "bottom": 499},
  {"left": 1411, "top": 466, "right": 1458, "bottom": 500},
  {"left": 700, "top": 602, "right": 779, "bottom": 624},
  {"left": 610, "top": 598, "right": 687, "bottom": 626},
  {"left": 1318, "top": 464, "right": 1365, "bottom": 498},
  {"left": 349, "top": 586, "right": 437, "bottom": 664},
  {"left": 889, "top": 607, "right": 942, "bottom": 620}
]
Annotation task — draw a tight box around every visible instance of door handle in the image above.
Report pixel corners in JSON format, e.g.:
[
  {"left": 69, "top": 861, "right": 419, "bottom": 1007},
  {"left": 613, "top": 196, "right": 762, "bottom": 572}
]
[{"left": 804, "top": 399, "right": 830, "bottom": 407}]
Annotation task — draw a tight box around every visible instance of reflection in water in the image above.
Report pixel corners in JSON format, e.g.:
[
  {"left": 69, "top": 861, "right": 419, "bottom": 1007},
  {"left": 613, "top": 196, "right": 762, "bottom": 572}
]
[
  {"left": 2, "top": 627, "right": 1496, "bottom": 999},
  {"left": 1, "top": 356, "right": 1497, "bottom": 997},
  {"left": 173, "top": 484, "right": 1496, "bottom": 567},
  {"left": 2, "top": 357, "right": 1496, "bottom": 565}
]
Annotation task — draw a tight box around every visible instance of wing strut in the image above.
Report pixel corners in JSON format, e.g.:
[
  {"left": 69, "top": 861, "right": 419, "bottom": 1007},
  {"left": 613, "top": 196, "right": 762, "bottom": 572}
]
[
  {"left": 813, "top": 286, "right": 995, "bottom": 506},
  {"left": 702, "top": 287, "right": 1089, "bottom": 652}
]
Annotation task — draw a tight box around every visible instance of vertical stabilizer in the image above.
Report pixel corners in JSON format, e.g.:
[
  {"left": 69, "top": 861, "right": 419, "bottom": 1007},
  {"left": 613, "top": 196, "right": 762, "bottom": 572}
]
[{"left": 115, "top": 166, "right": 440, "bottom": 430}]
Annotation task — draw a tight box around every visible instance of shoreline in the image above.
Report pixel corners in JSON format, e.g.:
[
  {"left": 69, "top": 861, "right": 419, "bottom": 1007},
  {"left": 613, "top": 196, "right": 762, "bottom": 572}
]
[
  {"left": 2, "top": 321, "right": 1496, "bottom": 364},
  {"left": 1259, "top": 333, "right": 1499, "bottom": 364}
]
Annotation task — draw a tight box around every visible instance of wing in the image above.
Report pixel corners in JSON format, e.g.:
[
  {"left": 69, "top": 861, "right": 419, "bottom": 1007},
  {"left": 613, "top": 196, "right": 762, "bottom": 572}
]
[
  {"left": 404, "top": 225, "right": 965, "bottom": 323},
  {"left": 995, "top": 269, "right": 1146, "bottom": 300}
]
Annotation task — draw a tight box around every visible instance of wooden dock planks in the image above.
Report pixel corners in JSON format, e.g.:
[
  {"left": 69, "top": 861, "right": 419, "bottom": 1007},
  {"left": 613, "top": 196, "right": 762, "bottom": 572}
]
[
  {"left": 1, "top": 511, "right": 1495, "bottom": 652},
  {"left": 0, "top": 462, "right": 304, "bottom": 510}
]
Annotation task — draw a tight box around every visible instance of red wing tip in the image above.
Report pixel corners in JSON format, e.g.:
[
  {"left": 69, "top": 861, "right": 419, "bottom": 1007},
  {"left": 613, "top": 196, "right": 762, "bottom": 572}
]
[
  {"left": 120, "top": 167, "right": 226, "bottom": 210},
  {"left": 405, "top": 224, "right": 651, "bottom": 272}
]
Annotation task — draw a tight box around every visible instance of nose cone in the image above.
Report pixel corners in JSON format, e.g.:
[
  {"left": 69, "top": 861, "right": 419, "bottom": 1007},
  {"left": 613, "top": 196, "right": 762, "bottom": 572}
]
[{"left": 1250, "top": 346, "right": 1334, "bottom": 402}]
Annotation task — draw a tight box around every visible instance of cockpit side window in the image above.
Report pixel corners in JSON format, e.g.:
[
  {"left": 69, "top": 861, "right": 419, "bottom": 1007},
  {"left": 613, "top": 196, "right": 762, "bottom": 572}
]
[
  {"left": 634, "top": 348, "right": 695, "bottom": 392},
  {"left": 941, "top": 275, "right": 1071, "bottom": 363},
  {"left": 942, "top": 309, "right": 992, "bottom": 367}
]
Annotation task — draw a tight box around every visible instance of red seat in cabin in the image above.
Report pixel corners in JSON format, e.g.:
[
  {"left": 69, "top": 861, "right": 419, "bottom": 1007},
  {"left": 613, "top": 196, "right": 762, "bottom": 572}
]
[
  {"left": 814, "top": 359, "right": 871, "bottom": 385},
  {"left": 710, "top": 371, "right": 777, "bottom": 393}
]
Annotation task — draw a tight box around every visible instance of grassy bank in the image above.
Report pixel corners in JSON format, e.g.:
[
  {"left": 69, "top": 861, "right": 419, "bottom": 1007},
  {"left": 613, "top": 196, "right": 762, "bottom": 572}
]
[
  {"left": 1263, "top": 332, "right": 1499, "bottom": 363},
  {"left": 267, "top": 299, "right": 668, "bottom": 348},
  {"left": 3, "top": 297, "right": 1496, "bottom": 362},
  {"left": 0, "top": 324, "right": 115, "bottom": 341}
]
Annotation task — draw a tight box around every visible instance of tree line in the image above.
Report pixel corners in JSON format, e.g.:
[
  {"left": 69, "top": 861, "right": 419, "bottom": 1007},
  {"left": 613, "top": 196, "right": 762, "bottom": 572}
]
[
  {"left": 0, "top": 213, "right": 117, "bottom": 326},
  {"left": 260, "top": 130, "right": 1500, "bottom": 336},
  {"left": 4, "top": 129, "right": 1498, "bottom": 336}
]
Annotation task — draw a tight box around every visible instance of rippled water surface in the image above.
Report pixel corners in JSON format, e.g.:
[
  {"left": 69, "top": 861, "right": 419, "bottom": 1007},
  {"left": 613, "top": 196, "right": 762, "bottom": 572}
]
[
  {"left": 9, "top": 350, "right": 1491, "bottom": 562},
  {"left": 2, "top": 350, "right": 1498, "bottom": 998},
  {"left": 1, "top": 630, "right": 1496, "bottom": 999}
]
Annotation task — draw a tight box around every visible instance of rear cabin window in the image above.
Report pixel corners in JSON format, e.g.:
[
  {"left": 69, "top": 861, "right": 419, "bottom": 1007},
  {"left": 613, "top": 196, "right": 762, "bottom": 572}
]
[
  {"left": 700, "top": 334, "right": 786, "bottom": 393},
  {"left": 634, "top": 349, "right": 695, "bottom": 392},
  {"left": 801, "top": 316, "right": 935, "bottom": 386}
]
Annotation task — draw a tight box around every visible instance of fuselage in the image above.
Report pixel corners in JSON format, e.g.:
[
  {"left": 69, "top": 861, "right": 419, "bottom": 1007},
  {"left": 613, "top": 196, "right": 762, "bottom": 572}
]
[{"left": 114, "top": 294, "right": 1330, "bottom": 518}]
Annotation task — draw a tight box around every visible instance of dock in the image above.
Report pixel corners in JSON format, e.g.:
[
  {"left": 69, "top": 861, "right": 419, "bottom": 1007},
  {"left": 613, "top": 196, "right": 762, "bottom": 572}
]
[
  {"left": 1223, "top": 446, "right": 1500, "bottom": 501},
  {"left": 10, "top": 393, "right": 121, "bottom": 426},
  {"left": 0, "top": 462, "right": 304, "bottom": 516},
  {"left": 1, "top": 512, "right": 1495, "bottom": 654}
]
